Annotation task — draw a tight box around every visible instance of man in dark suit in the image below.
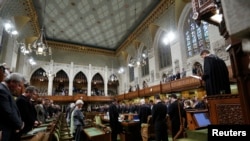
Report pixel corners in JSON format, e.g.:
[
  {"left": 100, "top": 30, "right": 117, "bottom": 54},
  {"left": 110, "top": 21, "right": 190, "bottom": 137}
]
[
  {"left": 152, "top": 94, "right": 168, "bottom": 141},
  {"left": 138, "top": 98, "right": 151, "bottom": 124},
  {"left": 200, "top": 49, "right": 231, "bottom": 95},
  {"left": 0, "top": 73, "right": 25, "bottom": 141},
  {"left": 168, "top": 94, "right": 185, "bottom": 139},
  {"left": 108, "top": 98, "right": 122, "bottom": 141},
  {"left": 16, "top": 85, "right": 39, "bottom": 135}
]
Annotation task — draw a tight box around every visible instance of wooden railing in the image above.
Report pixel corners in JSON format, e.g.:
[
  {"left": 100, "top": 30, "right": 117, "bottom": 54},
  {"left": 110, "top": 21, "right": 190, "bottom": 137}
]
[{"left": 40, "top": 76, "right": 204, "bottom": 103}]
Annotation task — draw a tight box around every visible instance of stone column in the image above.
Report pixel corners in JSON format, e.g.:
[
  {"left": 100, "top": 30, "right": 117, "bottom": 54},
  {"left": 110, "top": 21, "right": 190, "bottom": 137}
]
[
  {"left": 87, "top": 64, "right": 92, "bottom": 96},
  {"left": 68, "top": 62, "right": 74, "bottom": 96},
  {"left": 48, "top": 75, "right": 53, "bottom": 96},
  {"left": 104, "top": 66, "right": 108, "bottom": 96},
  {"left": 47, "top": 60, "right": 54, "bottom": 96}
]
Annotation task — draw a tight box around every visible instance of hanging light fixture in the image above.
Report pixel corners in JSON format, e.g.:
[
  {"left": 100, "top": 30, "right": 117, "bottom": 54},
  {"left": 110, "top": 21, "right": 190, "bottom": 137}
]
[
  {"left": 31, "top": 0, "right": 52, "bottom": 56},
  {"left": 128, "top": 44, "right": 148, "bottom": 67},
  {"left": 108, "top": 61, "right": 118, "bottom": 84}
]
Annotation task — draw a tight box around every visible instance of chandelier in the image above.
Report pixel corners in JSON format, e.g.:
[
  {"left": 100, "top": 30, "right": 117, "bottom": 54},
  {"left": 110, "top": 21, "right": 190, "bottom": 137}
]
[
  {"left": 128, "top": 47, "right": 148, "bottom": 67},
  {"left": 31, "top": 28, "right": 52, "bottom": 56},
  {"left": 108, "top": 61, "right": 118, "bottom": 84}
]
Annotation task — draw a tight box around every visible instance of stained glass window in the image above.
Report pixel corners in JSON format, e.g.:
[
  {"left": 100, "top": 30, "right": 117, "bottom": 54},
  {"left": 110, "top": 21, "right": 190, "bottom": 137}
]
[{"left": 185, "top": 9, "right": 210, "bottom": 57}]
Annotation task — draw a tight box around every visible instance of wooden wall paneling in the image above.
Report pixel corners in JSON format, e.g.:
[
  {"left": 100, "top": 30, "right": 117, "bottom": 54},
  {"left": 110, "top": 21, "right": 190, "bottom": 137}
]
[
  {"left": 138, "top": 89, "right": 145, "bottom": 97},
  {"left": 86, "top": 96, "right": 113, "bottom": 102},
  {"left": 144, "top": 85, "right": 161, "bottom": 97},
  {"left": 161, "top": 82, "right": 171, "bottom": 93},
  {"left": 125, "top": 91, "right": 139, "bottom": 99},
  {"left": 116, "top": 94, "right": 125, "bottom": 101},
  {"left": 207, "top": 94, "right": 243, "bottom": 124},
  {"left": 227, "top": 40, "right": 250, "bottom": 124},
  {"left": 170, "top": 76, "right": 202, "bottom": 92}
]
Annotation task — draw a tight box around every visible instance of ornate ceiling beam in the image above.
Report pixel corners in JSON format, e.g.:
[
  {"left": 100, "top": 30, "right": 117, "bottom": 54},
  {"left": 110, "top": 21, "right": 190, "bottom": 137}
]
[{"left": 48, "top": 41, "right": 116, "bottom": 56}]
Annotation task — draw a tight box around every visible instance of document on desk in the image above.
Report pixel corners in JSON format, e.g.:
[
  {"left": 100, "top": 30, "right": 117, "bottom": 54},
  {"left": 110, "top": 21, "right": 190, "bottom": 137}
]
[
  {"left": 83, "top": 127, "right": 104, "bottom": 137},
  {"left": 190, "top": 75, "right": 202, "bottom": 80},
  {"left": 27, "top": 126, "right": 47, "bottom": 135}
]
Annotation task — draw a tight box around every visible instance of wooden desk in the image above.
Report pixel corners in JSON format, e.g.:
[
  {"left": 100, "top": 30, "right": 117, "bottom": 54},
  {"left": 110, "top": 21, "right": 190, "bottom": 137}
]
[
  {"left": 83, "top": 127, "right": 111, "bottom": 141},
  {"left": 186, "top": 109, "right": 210, "bottom": 130},
  {"left": 120, "top": 121, "right": 141, "bottom": 141}
]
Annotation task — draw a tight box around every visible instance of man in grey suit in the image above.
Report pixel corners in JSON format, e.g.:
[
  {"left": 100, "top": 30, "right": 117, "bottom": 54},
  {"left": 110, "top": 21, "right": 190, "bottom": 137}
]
[{"left": 0, "top": 73, "right": 25, "bottom": 141}]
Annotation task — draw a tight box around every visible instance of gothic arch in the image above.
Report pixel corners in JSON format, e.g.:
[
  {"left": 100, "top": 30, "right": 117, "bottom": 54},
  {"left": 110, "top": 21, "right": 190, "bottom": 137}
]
[{"left": 73, "top": 71, "right": 88, "bottom": 94}]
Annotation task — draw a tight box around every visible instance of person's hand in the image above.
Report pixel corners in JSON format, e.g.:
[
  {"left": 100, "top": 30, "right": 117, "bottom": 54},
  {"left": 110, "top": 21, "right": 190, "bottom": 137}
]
[
  {"left": 34, "top": 121, "right": 39, "bottom": 127},
  {"left": 16, "top": 122, "right": 25, "bottom": 133},
  {"left": 21, "top": 122, "right": 25, "bottom": 130}
]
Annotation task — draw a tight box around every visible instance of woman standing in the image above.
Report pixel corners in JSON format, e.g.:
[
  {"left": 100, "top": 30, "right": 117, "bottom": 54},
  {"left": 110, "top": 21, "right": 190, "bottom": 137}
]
[{"left": 72, "top": 99, "right": 85, "bottom": 141}]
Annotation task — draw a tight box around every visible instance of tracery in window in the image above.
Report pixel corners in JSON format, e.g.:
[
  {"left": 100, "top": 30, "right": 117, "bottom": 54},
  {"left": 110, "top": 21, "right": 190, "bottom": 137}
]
[
  {"left": 158, "top": 31, "right": 172, "bottom": 69},
  {"left": 129, "top": 57, "right": 135, "bottom": 82},
  {"left": 185, "top": 9, "right": 210, "bottom": 57},
  {"left": 141, "top": 46, "right": 149, "bottom": 77}
]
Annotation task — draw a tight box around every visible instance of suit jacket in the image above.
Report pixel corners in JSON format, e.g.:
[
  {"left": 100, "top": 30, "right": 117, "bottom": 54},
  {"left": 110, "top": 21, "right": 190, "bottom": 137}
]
[
  {"left": 0, "top": 83, "right": 23, "bottom": 131},
  {"left": 138, "top": 104, "right": 151, "bottom": 124},
  {"left": 108, "top": 103, "right": 122, "bottom": 133},
  {"left": 35, "top": 104, "right": 46, "bottom": 123},
  {"left": 16, "top": 95, "right": 36, "bottom": 134},
  {"left": 168, "top": 100, "right": 185, "bottom": 137},
  {"left": 152, "top": 101, "right": 167, "bottom": 131}
]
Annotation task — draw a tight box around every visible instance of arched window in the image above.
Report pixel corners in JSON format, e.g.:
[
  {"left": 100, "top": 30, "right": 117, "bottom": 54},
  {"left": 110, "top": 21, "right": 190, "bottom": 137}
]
[
  {"left": 158, "top": 31, "right": 172, "bottom": 69},
  {"left": 141, "top": 46, "right": 149, "bottom": 77},
  {"left": 185, "top": 9, "right": 210, "bottom": 57},
  {"left": 129, "top": 57, "right": 135, "bottom": 82}
]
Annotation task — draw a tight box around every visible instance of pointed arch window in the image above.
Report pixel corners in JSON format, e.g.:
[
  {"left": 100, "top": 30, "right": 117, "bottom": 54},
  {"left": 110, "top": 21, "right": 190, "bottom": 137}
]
[
  {"left": 185, "top": 9, "right": 210, "bottom": 57},
  {"left": 129, "top": 57, "right": 135, "bottom": 82},
  {"left": 158, "top": 31, "right": 172, "bottom": 69},
  {"left": 141, "top": 47, "right": 149, "bottom": 76}
]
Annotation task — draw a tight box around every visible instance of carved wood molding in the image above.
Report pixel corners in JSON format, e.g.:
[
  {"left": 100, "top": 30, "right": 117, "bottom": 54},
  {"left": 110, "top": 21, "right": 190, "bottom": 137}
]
[
  {"left": 207, "top": 94, "right": 239, "bottom": 100},
  {"left": 216, "top": 104, "right": 244, "bottom": 124},
  {"left": 48, "top": 41, "right": 116, "bottom": 56}
]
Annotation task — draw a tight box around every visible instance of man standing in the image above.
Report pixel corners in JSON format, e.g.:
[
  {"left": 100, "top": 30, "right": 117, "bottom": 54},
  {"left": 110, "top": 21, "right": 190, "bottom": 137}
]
[
  {"left": 200, "top": 49, "right": 231, "bottom": 95},
  {"left": 0, "top": 73, "right": 25, "bottom": 141},
  {"left": 152, "top": 94, "right": 168, "bottom": 141},
  {"left": 16, "top": 85, "right": 39, "bottom": 135},
  {"left": 109, "top": 98, "right": 122, "bottom": 141},
  {"left": 138, "top": 98, "right": 151, "bottom": 124},
  {"left": 168, "top": 94, "right": 185, "bottom": 139}
]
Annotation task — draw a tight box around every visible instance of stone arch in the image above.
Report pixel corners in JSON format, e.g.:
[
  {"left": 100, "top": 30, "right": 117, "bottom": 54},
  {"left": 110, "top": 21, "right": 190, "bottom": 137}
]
[
  {"left": 177, "top": 2, "right": 192, "bottom": 72},
  {"left": 53, "top": 69, "right": 69, "bottom": 95},
  {"left": 91, "top": 73, "right": 104, "bottom": 96},
  {"left": 73, "top": 71, "right": 88, "bottom": 94}
]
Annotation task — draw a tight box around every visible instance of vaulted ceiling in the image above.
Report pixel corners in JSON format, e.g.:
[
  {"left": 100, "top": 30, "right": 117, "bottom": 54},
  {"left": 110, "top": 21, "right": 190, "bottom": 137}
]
[{"left": 0, "top": 0, "right": 189, "bottom": 55}]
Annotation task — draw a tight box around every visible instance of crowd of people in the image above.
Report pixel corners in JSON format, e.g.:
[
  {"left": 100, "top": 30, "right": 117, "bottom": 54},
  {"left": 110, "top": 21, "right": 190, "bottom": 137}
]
[
  {"left": 0, "top": 65, "right": 60, "bottom": 141},
  {"left": 0, "top": 48, "right": 229, "bottom": 141}
]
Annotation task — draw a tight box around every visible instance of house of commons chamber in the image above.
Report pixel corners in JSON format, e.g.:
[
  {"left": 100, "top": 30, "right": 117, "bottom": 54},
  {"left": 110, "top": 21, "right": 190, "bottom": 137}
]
[{"left": 0, "top": 0, "right": 250, "bottom": 141}]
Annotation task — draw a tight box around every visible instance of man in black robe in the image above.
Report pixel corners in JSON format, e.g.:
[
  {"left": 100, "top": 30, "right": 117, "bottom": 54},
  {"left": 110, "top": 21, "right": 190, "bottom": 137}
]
[{"left": 200, "top": 49, "right": 231, "bottom": 95}]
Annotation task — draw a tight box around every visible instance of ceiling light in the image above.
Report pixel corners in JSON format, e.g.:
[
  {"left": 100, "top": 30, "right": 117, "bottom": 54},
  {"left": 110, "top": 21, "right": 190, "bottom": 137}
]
[{"left": 31, "top": 0, "right": 52, "bottom": 56}]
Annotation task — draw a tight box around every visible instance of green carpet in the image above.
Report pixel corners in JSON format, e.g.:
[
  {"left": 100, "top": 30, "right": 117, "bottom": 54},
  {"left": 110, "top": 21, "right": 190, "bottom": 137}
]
[
  {"left": 175, "top": 129, "right": 208, "bottom": 141},
  {"left": 118, "top": 128, "right": 208, "bottom": 141}
]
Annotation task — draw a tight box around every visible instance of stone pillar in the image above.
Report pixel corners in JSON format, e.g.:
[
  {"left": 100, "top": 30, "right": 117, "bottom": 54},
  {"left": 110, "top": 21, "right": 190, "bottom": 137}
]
[
  {"left": 48, "top": 75, "right": 53, "bottom": 96},
  {"left": 87, "top": 64, "right": 92, "bottom": 96},
  {"left": 68, "top": 62, "right": 74, "bottom": 96},
  {"left": 47, "top": 60, "right": 54, "bottom": 96},
  {"left": 104, "top": 66, "right": 108, "bottom": 96}
]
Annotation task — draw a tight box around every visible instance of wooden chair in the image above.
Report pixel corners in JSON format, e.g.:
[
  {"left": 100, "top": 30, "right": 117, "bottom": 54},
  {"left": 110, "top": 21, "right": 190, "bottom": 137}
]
[{"left": 141, "top": 115, "right": 155, "bottom": 141}]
